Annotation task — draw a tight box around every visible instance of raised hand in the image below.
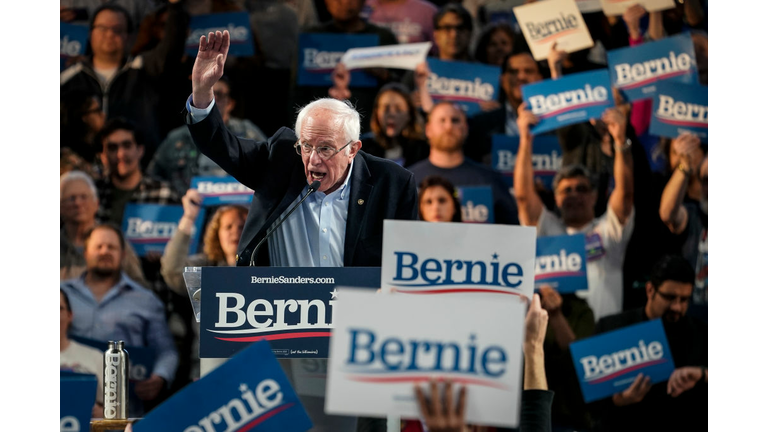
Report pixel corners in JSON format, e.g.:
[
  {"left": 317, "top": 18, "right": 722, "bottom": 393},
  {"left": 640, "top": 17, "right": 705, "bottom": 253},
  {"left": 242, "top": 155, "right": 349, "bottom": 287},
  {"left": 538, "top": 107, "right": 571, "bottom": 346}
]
[
  {"left": 601, "top": 107, "right": 627, "bottom": 145},
  {"left": 547, "top": 42, "right": 568, "bottom": 79},
  {"left": 623, "top": 4, "right": 648, "bottom": 39},
  {"left": 517, "top": 102, "right": 539, "bottom": 141},
  {"left": 328, "top": 62, "right": 352, "bottom": 100},
  {"left": 191, "top": 30, "right": 230, "bottom": 108},
  {"left": 414, "top": 379, "right": 467, "bottom": 432}
]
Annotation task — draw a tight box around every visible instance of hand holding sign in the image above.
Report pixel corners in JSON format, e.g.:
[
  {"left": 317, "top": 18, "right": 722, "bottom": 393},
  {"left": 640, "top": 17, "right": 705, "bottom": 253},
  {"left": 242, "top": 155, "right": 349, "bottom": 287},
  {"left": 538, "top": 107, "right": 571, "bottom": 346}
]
[
  {"left": 672, "top": 133, "right": 703, "bottom": 174},
  {"left": 525, "top": 294, "right": 549, "bottom": 350},
  {"left": 538, "top": 286, "right": 563, "bottom": 315},
  {"left": 181, "top": 189, "right": 203, "bottom": 226},
  {"left": 414, "top": 379, "right": 467, "bottom": 432},
  {"left": 547, "top": 42, "right": 568, "bottom": 80},
  {"left": 622, "top": 4, "right": 648, "bottom": 40},
  {"left": 667, "top": 366, "right": 704, "bottom": 397},
  {"left": 612, "top": 373, "right": 652, "bottom": 406},
  {"left": 328, "top": 62, "right": 352, "bottom": 100},
  {"left": 192, "top": 30, "right": 230, "bottom": 108},
  {"left": 600, "top": 107, "right": 628, "bottom": 145},
  {"left": 516, "top": 102, "right": 539, "bottom": 139}
]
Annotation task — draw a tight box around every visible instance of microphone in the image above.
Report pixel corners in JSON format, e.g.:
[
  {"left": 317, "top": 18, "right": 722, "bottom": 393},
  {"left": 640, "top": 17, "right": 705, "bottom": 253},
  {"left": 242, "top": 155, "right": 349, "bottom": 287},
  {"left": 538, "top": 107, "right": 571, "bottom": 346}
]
[{"left": 249, "top": 180, "right": 321, "bottom": 266}]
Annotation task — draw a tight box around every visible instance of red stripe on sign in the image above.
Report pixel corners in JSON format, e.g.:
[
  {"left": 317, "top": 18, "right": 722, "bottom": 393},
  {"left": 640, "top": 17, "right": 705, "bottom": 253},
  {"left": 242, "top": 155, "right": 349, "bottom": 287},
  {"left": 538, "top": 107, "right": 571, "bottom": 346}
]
[
  {"left": 540, "top": 100, "right": 609, "bottom": 119},
  {"left": 534, "top": 28, "right": 580, "bottom": 45},
  {"left": 588, "top": 359, "right": 668, "bottom": 384},
  {"left": 657, "top": 117, "right": 707, "bottom": 128},
  {"left": 431, "top": 95, "right": 486, "bottom": 103},
  {"left": 215, "top": 331, "right": 332, "bottom": 342},
  {"left": 621, "top": 70, "right": 692, "bottom": 90},
  {"left": 237, "top": 403, "right": 294, "bottom": 432},
  {"left": 348, "top": 375, "right": 509, "bottom": 390},
  {"left": 393, "top": 288, "right": 523, "bottom": 296}
]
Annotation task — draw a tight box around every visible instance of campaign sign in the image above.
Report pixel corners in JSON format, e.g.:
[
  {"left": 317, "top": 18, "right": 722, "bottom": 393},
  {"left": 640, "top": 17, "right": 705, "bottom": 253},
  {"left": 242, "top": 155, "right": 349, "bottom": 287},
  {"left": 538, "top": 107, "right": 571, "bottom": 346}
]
[
  {"left": 522, "top": 69, "right": 615, "bottom": 134},
  {"left": 513, "top": 0, "right": 594, "bottom": 61},
  {"left": 298, "top": 33, "right": 379, "bottom": 87},
  {"left": 122, "top": 204, "right": 205, "bottom": 256},
  {"left": 576, "top": 0, "right": 603, "bottom": 13},
  {"left": 599, "top": 0, "right": 675, "bottom": 16},
  {"left": 325, "top": 289, "right": 526, "bottom": 427},
  {"left": 649, "top": 81, "right": 708, "bottom": 141},
  {"left": 70, "top": 336, "right": 156, "bottom": 383},
  {"left": 133, "top": 340, "right": 313, "bottom": 432},
  {"left": 491, "top": 134, "right": 562, "bottom": 190},
  {"left": 458, "top": 186, "right": 495, "bottom": 224},
  {"left": 381, "top": 220, "right": 536, "bottom": 298},
  {"left": 534, "top": 234, "right": 587, "bottom": 293},
  {"left": 341, "top": 42, "right": 431, "bottom": 71},
  {"left": 185, "top": 12, "right": 255, "bottom": 57},
  {"left": 61, "top": 22, "right": 88, "bottom": 71},
  {"left": 61, "top": 372, "right": 97, "bottom": 432},
  {"left": 200, "top": 267, "right": 381, "bottom": 359},
  {"left": 607, "top": 33, "right": 699, "bottom": 102},
  {"left": 569, "top": 319, "right": 675, "bottom": 403},
  {"left": 191, "top": 175, "right": 254, "bottom": 206},
  {"left": 426, "top": 58, "right": 501, "bottom": 117}
]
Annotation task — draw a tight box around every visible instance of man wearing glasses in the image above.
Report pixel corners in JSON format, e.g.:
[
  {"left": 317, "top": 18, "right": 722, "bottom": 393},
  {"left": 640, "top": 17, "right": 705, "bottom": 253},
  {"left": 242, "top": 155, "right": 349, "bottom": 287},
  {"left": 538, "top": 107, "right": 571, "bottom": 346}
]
[
  {"left": 590, "top": 255, "right": 707, "bottom": 432},
  {"left": 432, "top": 3, "right": 474, "bottom": 61},
  {"left": 185, "top": 30, "right": 417, "bottom": 268},
  {"left": 515, "top": 104, "right": 634, "bottom": 321}
]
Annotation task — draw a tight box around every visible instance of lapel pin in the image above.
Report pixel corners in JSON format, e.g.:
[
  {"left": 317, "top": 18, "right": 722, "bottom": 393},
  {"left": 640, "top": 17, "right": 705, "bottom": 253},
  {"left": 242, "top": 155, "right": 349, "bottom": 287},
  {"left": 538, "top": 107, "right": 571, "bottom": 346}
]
[{"left": 358, "top": 199, "right": 364, "bottom": 205}]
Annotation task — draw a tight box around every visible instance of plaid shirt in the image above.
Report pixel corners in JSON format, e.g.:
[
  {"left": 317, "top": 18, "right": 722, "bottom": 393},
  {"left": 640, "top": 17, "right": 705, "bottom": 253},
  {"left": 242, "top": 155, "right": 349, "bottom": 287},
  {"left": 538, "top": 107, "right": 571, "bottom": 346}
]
[{"left": 96, "top": 175, "right": 180, "bottom": 225}]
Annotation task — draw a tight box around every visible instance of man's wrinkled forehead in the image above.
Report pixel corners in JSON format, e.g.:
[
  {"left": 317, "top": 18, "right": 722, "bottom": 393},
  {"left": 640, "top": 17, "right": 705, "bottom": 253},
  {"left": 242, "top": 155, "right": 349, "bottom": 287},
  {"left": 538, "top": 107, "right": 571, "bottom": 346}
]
[{"left": 301, "top": 110, "right": 343, "bottom": 143}]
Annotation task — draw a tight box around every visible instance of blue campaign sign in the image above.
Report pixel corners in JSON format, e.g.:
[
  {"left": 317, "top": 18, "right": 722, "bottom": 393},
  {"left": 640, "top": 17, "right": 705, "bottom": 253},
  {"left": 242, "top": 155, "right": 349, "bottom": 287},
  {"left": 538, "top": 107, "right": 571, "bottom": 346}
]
[
  {"left": 426, "top": 58, "right": 501, "bottom": 117},
  {"left": 186, "top": 12, "right": 255, "bottom": 57},
  {"left": 491, "top": 134, "right": 562, "bottom": 190},
  {"left": 569, "top": 319, "right": 675, "bottom": 403},
  {"left": 191, "top": 175, "right": 254, "bottom": 206},
  {"left": 133, "top": 340, "right": 313, "bottom": 432},
  {"left": 61, "top": 372, "right": 97, "bottom": 432},
  {"left": 457, "top": 186, "right": 495, "bottom": 224},
  {"left": 607, "top": 33, "right": 699, "bottom": 103},
  {"left": 522, "top": 69, "right": 614, "bottom": 134},
  {"left": 122, "top": 204, "right": 205, "bottom": 257},
  {"left": 61, "top": 22, "right": 89, "bottom": 71},
  {"left": 200, "top": 267, "right": 381, "bottom": 359},
  {"left": 298, "top": 33, "right": 379, "bottom": 87},
  {"left": 534, "top": 234, "right": 587, "bottom": 293},
  {"left": 649, "top": 81, "right": 708, "bottom": 142}
]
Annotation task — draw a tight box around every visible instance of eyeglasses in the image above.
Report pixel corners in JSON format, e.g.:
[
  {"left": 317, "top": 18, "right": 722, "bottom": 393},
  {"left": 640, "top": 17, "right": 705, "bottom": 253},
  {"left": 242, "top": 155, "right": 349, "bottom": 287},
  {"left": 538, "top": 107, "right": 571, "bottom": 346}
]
[
  {"left": 93, "top": 24, "right": 127, "bottom": 35},
  {"left": 556, "top": 184, "right": 591, "bottom": 196},
  {"left": 61, "top": 194, "right": 93, "bottom": 204},
  {"left": 435, "top": 24, "right": 469, "bottom": 32},
  {"left": 656, "top": 291, "right": 691, "bottom": 304},
  {"left": 105, "top": 139, "right": 137, "bottom": 153},
  {"left": 294, "top": 140, "right": 353, "bottom": 160}
]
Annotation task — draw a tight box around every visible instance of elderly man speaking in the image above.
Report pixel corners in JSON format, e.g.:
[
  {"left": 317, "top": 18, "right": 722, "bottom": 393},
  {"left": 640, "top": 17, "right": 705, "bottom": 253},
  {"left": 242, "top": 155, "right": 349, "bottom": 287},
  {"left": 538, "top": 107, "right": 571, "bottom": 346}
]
[{"left": 185, "top": 30, "right": 417, "bottom": 268}]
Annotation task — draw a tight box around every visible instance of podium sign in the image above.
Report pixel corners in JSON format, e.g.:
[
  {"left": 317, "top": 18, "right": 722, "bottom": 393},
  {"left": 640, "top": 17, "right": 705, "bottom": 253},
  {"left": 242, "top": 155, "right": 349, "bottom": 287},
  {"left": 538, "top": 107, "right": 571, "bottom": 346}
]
[{"left": 200, "top": 267, "right": 380, "bottom": 359}]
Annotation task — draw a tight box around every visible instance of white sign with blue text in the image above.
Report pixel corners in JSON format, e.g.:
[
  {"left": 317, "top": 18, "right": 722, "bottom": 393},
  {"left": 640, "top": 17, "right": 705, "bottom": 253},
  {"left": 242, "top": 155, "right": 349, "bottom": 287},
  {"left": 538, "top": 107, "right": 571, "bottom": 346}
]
[
  {"left": 513, "top": 0, "right": 594, "bottom": 61},
  {"left": 458, "top": 186, "right": 494, "bottom": 224},
  {"left": 650, "top": 81, "right": 707, "bottom": 142},
  {"left": 381, "top": 220, "right": 536, "bottom": 299},
  {"left": 569, "top": 319, "right": 675, "bottom": 403},
  {"left": 325, "top": 289, "right": 526, "bottom": 428},
  {"left": 191, "top": 175, "right": 254, "bottom": 206},
  {"left": 522, "top": 69, "right": 615, "bottom": 134},
  {"left": 133, "top": 340, "right": 313, "bottom": 432},
  {"left": 341, "top": 42, "right": 431, "bottom": 71},
  {"left": 535, "top": 234, "right": 588, "bottom": 293},
  {"left": 298, "top": 33, "right": 379, "bottom": 87},
  {"left": 122, "top": 204, "right": 205, "bottom": 256},
  {"left": 607, "top": 33, "right": 699, "bottom": 102},
  {"left": 426, "top": 58, "right": 501, "bottom": 117},
  {"left": 185, "top": 12, "right": 255, "bottom": 57}
]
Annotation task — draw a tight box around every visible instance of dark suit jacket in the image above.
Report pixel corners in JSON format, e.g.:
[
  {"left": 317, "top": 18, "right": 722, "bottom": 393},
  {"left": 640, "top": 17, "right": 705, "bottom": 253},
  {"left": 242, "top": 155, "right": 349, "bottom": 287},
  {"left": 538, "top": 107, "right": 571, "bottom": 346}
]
[{"left": 187, "top": 105, "right": 418, "bottom": 267}]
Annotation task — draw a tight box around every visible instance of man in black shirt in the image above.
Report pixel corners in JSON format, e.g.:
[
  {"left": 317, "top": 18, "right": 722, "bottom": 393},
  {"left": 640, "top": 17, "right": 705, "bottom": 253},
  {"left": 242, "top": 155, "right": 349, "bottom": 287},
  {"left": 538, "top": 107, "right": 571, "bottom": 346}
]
[{"left": 591, "top": 255, "right": 707, "bottom": 432}]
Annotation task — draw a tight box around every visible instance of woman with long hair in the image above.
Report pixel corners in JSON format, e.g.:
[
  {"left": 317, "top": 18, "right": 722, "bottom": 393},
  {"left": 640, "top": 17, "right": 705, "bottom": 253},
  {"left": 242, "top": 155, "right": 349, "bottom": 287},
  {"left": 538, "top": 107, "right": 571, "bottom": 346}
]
[{"left": 418, "top": 175, "right": 463, "bottom": 222}]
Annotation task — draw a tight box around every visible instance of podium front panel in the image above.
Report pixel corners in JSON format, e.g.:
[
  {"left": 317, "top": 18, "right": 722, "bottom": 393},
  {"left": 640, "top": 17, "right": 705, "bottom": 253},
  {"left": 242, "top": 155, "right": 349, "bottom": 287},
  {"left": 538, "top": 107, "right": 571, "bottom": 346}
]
[{"left": 200, "top": 267, "right": 380, "bottom": 358}]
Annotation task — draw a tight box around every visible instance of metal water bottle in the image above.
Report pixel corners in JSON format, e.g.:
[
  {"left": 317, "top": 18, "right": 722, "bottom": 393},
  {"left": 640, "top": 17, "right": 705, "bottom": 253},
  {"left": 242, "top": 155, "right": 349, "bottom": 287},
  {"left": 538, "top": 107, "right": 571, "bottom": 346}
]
[{"left": 103, "top": 340, "right": 129, "bottom": 419}]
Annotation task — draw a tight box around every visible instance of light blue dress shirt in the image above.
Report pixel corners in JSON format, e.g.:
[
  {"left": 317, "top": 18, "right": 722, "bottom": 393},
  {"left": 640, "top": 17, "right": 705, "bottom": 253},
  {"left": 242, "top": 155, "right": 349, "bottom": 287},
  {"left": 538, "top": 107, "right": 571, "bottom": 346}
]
[
  {"left": 187, "top": 95, "right": 352, "bottom": 267},
  {"left": 61, "top": 273, "right": 179, "bottom": 383}
]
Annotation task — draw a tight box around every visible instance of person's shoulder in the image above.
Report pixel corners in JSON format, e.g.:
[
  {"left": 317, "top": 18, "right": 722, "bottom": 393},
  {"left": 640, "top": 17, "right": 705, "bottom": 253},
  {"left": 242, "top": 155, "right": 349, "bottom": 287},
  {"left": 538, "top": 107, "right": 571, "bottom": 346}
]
[
  {"left": 595, "top": 308, "right": 644, "bottom": 334},
  {"left": 405, "top": 158, "right": 433, "bottom": 176},
  {"left": 412, "top": 0, "right": 438, "bottom": 12},
  {"left": 462, "top": 158, "right": 502, "bottom": 178},
  {"left": 306, "top": 21, "right": 334, "bottom": 33},
  {"left": 360, "top": 151, "right": 414, "bottom": 181}
]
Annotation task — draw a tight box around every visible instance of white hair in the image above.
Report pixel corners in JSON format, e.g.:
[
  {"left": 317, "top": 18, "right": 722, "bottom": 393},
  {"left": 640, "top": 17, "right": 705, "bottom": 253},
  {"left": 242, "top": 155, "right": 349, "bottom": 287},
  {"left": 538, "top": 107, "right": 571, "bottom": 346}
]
[
  {"left": 61, "top": 170, "right": 98, "bottom": 200},
  {"left": 295, "top": 98, "right": 360, "bottom": 155}
]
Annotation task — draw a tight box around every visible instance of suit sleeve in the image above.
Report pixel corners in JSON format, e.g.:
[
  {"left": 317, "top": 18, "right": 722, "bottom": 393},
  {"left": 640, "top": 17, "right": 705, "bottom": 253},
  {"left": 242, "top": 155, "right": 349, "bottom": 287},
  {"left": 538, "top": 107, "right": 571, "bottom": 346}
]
[{"left": 396, "top": 171, "right": 418, "bottom": 220}]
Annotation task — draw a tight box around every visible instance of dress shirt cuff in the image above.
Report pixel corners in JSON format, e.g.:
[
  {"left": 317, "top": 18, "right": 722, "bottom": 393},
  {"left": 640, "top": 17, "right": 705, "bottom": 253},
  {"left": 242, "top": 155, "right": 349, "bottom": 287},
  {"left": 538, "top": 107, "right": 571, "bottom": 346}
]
[{"left": 186, "top": 94, "right": 215, "bottom": 124}]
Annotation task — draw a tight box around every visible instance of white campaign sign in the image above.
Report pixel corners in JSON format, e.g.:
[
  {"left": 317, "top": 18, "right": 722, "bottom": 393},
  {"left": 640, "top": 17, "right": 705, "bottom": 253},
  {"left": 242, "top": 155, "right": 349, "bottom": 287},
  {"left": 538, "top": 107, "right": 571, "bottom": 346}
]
[
  {"left": 325, "top": 289, "right": 526, "bottom": 427},
  {"left": 598, "top": 0, "right": 675, "bottom": 16},
  {"left": 341, "top": 42, "right": 432, "bottom": 71},
  {"left": 575, "top": 0, "right": 603, "bottom": 13},
  {"left": 380, "top": 220, "right": 537, "bottom": 299},
  {"left": 513, "top": 0, "right": 595, "bottom": 61}
]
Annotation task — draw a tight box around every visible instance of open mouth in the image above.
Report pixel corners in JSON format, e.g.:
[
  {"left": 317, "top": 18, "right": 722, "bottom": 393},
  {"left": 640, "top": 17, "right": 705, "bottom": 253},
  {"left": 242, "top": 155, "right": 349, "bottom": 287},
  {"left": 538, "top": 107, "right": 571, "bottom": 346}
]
[{"left": 310, "top": 171, "right": 326, "bottom": 180}]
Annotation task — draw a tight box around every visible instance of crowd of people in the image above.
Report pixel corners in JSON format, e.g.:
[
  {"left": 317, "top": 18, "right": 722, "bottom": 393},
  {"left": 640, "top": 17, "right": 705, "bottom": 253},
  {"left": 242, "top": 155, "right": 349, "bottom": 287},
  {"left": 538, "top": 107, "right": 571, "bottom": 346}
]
[{"left": 60, "top": 0, "right": 708, "bottom": 430}]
